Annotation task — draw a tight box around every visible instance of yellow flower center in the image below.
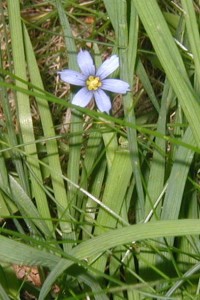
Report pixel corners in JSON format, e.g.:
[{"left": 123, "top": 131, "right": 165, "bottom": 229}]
[{"left": 86, "top": 76, "right": 102, "bottom": 91}]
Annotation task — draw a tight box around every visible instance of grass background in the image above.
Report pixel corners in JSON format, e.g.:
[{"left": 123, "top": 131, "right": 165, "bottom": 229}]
[{"left": 0, "top": 0, "right": 200, "bottom": 299}]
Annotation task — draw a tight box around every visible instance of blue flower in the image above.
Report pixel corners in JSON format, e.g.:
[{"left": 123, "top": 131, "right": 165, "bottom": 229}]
[{"left": 58, "top": 50, "right": 130, "bottom": 114}]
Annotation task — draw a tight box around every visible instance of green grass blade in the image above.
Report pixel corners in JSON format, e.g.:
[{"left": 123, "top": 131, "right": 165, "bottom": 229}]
[
  {"left": 7, "top": 0, "right": 52, "bottom": 231},
  {"left": 39, "top": 219, "right": 200, "bottom": 299},
  {"left": 136, "top": 60, "right": 160, "bottom": 112},
  {"left": 0, "top": 283, "right": 10, "bottom": 300},
  {"left": 161, "top": 126, "right": 195, "bottom": 222},
  {"left": 144, "top": 80, "right": 169, "bottom": 217},
  {"left": 181, "top": 0, "right": 200, "bottom": 91},
  {"left": 0, "top": 235, "right": 59, "bottom": 268},
  {"left": 77, "top": 130, "right": 102, "bottom": 221},
  {"left": 140, "top": 81, "right": 170, "bottom": 278},
  {"left": 115, "top": 0, "right": 145, "bottom": 221},
  {"left": 95, "top": 150, "right": 132, "bottom": 234},
  {"left": 103, "top": 0, "right": 119, "bottom": 36},
  {"left": 23, "top": 25, "right": 72, "bottom": 238},
  {"left": 55, "top": 0, "right": 83, "bottom": 227},
  {"left": 132, "top": 0, "right": 200, "bottom": 146},
  {"left": 0, "top": 7, "right": 30, "bottom": 196},
  {"left": 5, "top": 175, "right": 51, "bottom": 236},
  {"left": 83, "top": 157, "right": 107, "bottom": 238},
  {"left": 92, "top": 149, "right": 132, "bottom": 271}
]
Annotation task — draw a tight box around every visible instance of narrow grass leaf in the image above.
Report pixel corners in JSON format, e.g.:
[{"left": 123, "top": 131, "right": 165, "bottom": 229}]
[
  {"left": 116, "top": 0, "right": 145, "bottom": 221},
  {"left": 0, "top": 174, "right": 52, "bottom": 237},
  {"left": 92, "top": 149, "right": 132, "bottom": 271},
  {"left": 78, "top": 130, "right": 102, "bottom": 220},
  {"left": 7, "top": 0, "right": 52, "bottom": 231},
  {"left": 132, "top": 0, "right": 200, "bottom": 146},
  {"left": 144, "top": 80, "right": 169, "bottom": 217},
  {"left": 136, "top": 60, "right": 160, "bottom": 112},
  {"left": 161, "top": 126, "right": 195, "bottom": 222},
  {"left": 103, "top": 0, "right": 119, "bottom": 36},
  {"left": 0, "top": 283, "right": 10, "bottom": 300},
  {"left": 83, "top": 157, "right": 107, "bottom": 238},
  {"left": 181, "top": 0, "right": 200, "bottom": 91},
  {"left": 78, "top": 273, "right": 109, "bottom": 300},
  {"left": 55, "top": 0, "right": 83, "bottom": 227},
  {"left": 94, "top": 150, "right": 132, "bottom": 233},
  {"left": 0, "top": 235, "right": 59, "bottom": 269},
  {"left": 0, "top": 14, "right": 30, "bottom": 197},
  {"left": 23, "top": 25, "right": 72, "bottom": 237}
]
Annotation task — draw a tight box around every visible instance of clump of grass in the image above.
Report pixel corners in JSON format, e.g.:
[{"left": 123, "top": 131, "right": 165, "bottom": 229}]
[{"left": 0, "top": 0, "right": 200, "bottom": 299}]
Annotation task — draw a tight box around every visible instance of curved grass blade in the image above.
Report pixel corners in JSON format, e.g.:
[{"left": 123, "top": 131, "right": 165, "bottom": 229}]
[{"left": 39, "top": 219, "right": 200, "bottom": 299}]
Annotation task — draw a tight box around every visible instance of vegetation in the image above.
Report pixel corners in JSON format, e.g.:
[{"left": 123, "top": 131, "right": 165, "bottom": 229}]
[{"left": 1, "top": 0, "right": 200, "bottom": 299}]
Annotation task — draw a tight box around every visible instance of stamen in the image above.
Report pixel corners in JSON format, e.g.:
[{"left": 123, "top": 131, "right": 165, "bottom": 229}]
[{"left": 86, "top": 76, "right": 102, "bottom": 91}]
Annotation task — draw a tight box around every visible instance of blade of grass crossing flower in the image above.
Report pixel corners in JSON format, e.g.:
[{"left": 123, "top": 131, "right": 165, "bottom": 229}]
[
  {"left": 115, "top": 0, "right": 145, "bottom": 221},
  {"left": 23, "top": 25, "right": 73, "bottom": 242},
  {"left": 132, "top": 0, "right": 200, "bottom": 147},
  {"left": 181, "top": 0, "right": 200, "bottom": 92},
  {"left": 7, "top": 0, "right": 53, "bottom": 232},
  {"left": 55, "top": 0, "right": 83, "bottom": 223},
  {"left": 93, "top": 44, "right": 119, "bottom": 173},
  {"left": 39, "top": 219, "right": 200, "bottom": 299}
]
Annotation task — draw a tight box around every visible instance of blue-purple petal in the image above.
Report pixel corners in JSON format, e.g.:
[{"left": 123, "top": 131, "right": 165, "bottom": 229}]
[
  {"left": 96, "top": 55, "right": 119, "bottom": 79},
  {"left": 72, "top": 87, "right": 93, "bottom": 107},
  {"left": 93, "top": 89, "right": 111, "bottom": 114},
  {"left": 77, "top": 50, "right": 95, "bottom": 77},
  {"left": 58, "top": 70, "right": 86, "bottom": 86},
  {"left": 102, "top": 79, "right": 130, "bottom": 94}
]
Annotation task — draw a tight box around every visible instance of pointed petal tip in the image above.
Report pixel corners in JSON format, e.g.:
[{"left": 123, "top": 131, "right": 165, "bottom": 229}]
[
  {"left": 96, "top": 54, "right": 119, "bottom": 79},
  {"left": 77, "top": 49, "right": 95, "bottom": 76}
]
